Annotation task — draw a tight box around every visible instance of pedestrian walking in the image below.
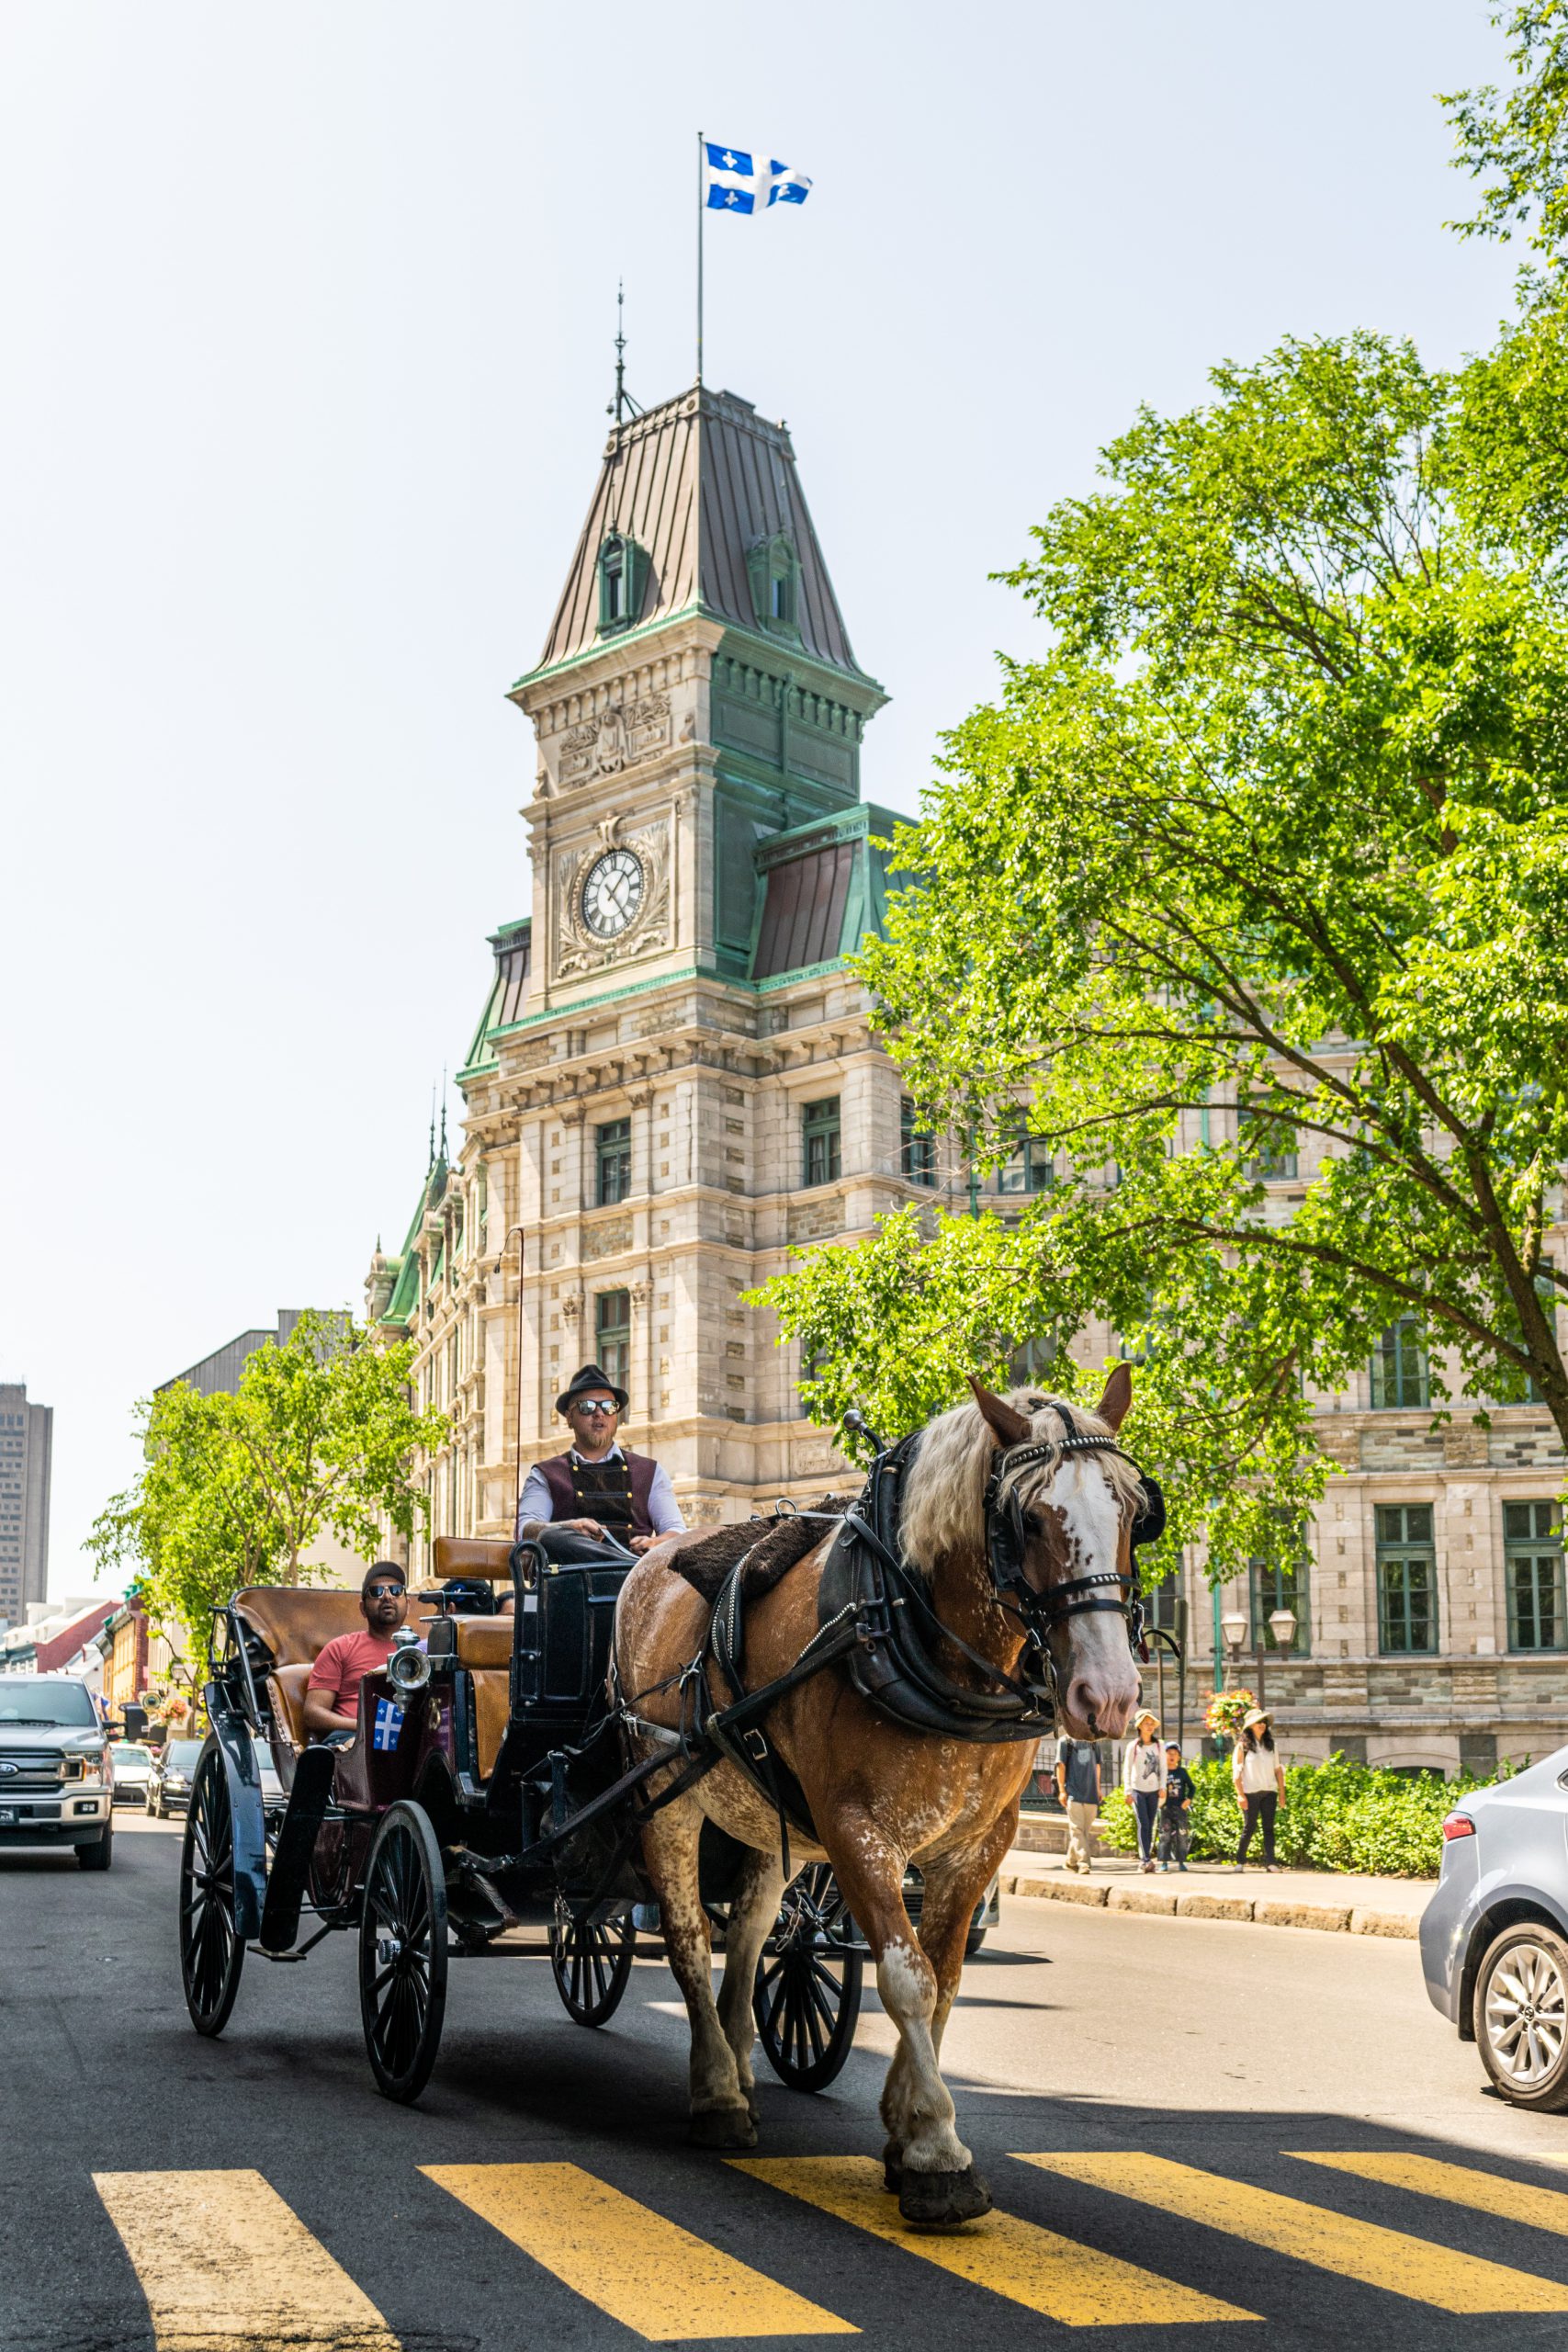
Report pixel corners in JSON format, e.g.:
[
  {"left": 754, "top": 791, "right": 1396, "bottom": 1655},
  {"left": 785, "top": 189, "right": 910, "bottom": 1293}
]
[
  {"left": 1231, "top": 1706, "right": 1287, "bottom": 1871},
  {"left": 1122, "top": 1710, "right": 1166, "bottom": 1873},
  {"left": 1055, "top": 1735, "right": 1101, "bottom": 1875},
  {"left": 1157, "top": 1742, "right": 1194, "bottom": 1871}
]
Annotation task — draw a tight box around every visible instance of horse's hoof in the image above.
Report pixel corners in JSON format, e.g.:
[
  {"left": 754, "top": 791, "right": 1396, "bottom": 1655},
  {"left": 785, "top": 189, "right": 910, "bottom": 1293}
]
[
  {"left": 897, "top": 2165, "right": 993, "bottom": 2230},
  {"left": 882, "top": 2142, "right": 904, "bottom": 2195},
  {"left": 689, "top": 2106, "right": 757, "bottom": 2150}
]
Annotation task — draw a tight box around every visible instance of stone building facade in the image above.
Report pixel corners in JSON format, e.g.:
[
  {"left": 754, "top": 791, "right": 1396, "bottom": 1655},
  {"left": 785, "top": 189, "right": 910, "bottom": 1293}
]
[{"left": 367, "top": 378, "right": 1567, "bottom": 1778}]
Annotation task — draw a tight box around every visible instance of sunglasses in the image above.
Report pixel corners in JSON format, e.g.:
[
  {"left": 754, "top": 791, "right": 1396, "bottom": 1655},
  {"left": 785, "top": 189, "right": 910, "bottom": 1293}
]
[
  {"left": 573, "top": 1399, "right": 617, "bottom": 1416},
  {"left": 365, "top": 1582, "right": 403, "bottom": 1600}
]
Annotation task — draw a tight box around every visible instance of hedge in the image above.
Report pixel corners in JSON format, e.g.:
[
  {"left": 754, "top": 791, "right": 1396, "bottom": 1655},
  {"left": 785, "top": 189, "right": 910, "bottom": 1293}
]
[{"left": 1098, "top": 1754, "right": 1506, "bottom": 1877}]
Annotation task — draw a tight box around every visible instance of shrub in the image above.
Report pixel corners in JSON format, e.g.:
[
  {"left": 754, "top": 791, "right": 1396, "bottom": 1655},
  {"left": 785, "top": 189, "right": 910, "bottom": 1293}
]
[{"left": 1099, "top": 1753, "right": 1501, "bottom": 1877}]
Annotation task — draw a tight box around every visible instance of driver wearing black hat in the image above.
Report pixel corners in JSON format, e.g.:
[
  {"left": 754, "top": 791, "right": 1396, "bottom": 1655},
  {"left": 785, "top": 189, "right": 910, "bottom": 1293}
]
[{"left": 516, "top": 1362, "right": 684, "bottom": 1555}]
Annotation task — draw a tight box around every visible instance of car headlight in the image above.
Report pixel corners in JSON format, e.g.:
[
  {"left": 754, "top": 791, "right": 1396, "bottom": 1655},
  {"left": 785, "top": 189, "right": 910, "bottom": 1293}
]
[{"left": 76, "top": 1754, "right": 105, "bottom": 1781}]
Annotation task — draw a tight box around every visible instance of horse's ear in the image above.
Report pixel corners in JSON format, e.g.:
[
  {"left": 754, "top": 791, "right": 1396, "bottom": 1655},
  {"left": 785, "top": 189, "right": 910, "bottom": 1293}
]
[
  {"left": 967, "top": 1376, "right": 1032, "bottom": 1449},
  {"left": 1094, "top": 1362, "right": 1134, "bottom": 1432}
]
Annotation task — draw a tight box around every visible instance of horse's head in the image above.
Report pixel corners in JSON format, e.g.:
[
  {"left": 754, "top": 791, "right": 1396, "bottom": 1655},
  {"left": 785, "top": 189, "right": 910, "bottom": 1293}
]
[{"left": 902, "top": 1366, "right": 1146, "bottom": 1742}]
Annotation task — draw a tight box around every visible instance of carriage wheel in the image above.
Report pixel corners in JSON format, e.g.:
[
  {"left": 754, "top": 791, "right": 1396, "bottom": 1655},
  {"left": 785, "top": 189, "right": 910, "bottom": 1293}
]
[
  {"left": 358, "top": 1802, "right": 448, "bottom": 2104},
  {"left": 754, "top": 1866, "right": 863, "bottom": 2092},
  {"left": 180, "top": 1743, "right": 245, "bottom": 2037},
  {"left": 549, "top": 1898, "right": 637, "bottom": 2027}
]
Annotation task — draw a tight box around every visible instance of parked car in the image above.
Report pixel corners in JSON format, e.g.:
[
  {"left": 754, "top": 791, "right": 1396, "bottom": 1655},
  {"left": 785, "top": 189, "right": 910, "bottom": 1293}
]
[
  {"left": 1421, "top": 1747, "right": 1568, "bottom": 2109},
  {"left": 108, "top": 1742, "right": 154, "bottom": 1807},
  {"left": 0, "top": 1673, "right": 115, "bottom": 1868},
  {"left": 146, "top": 1738, "right": 204, "bottom": 1819}
]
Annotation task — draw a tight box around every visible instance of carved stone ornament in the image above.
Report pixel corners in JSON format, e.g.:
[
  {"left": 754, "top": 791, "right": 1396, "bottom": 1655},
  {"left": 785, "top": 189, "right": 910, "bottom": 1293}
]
[
  {"left": 556, "top": 817, "right": 672, "bottom": 978},
  {"left": 558, "top": 694, "right": 671, "bottom": 788}
]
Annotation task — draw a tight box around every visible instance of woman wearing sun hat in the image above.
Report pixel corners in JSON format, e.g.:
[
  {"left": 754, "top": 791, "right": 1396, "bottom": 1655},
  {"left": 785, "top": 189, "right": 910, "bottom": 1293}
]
[
  {"left": 1231, "top": 1706, "right": 1287, "bottom": 1871},
  {"left": 1122, "top": 1709, "right": 1166, "bottom": 1873}
]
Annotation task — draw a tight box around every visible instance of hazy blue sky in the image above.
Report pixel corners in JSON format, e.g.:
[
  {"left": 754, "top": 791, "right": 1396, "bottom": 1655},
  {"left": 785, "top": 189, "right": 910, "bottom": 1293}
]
[{"left": 0, "top": 1, "right": 1517, "bottom": 1597}]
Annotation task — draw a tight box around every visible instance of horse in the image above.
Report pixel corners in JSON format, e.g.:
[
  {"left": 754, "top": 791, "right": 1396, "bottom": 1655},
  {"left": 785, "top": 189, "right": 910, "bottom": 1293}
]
[{"left": 613, "top": 1366, "right": 1145, "bottom": 2228}]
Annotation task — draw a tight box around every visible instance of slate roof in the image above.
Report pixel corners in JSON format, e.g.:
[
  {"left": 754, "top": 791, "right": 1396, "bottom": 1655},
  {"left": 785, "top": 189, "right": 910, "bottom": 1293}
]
[
  {"left": 752, "top": 805, "right": 907, "bottom": 983},
  {"left": 525, "top": 384, "right": 871, "bottom": 684}
]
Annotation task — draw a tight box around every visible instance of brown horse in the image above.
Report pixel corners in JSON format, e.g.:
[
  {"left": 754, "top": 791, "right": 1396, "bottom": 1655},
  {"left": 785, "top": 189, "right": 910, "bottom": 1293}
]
[{"left": 614, "top": 1369, "right": 1145, "bottom": 2227}]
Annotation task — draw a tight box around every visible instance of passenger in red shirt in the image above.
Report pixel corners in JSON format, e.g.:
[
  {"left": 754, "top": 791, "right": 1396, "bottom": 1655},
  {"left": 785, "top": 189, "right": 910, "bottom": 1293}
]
[{"left": 302, "top": 1562, "right": 409, "bottom": 1743}]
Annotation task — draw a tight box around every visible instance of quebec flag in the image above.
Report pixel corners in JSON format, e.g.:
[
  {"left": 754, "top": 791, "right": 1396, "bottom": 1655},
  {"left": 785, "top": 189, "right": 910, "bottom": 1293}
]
[
  {"left": 372, "top": 1697, "right": 404, "bottom": 1751},
  {"left": 705, "top": 141, "right": 812, "bottom": 217}
]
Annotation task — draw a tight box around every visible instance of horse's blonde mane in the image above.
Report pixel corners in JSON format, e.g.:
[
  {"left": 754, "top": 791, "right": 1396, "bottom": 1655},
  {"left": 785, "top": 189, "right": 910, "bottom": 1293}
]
[{"left": 900, "top": 1388, "right": 1144, "bottom": 1572}]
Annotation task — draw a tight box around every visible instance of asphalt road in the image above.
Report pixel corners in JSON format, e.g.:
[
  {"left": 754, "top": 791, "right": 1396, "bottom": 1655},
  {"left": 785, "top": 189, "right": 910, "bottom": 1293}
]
[{"left": 6, "top": 1813, "right": 1568, "bottom": 2351}]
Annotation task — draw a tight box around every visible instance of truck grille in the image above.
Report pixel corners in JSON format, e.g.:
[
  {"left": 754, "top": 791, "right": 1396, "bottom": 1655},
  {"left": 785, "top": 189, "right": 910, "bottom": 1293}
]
[{"left": 0, "top": 1748, "right": 67, "bottom": 1791}]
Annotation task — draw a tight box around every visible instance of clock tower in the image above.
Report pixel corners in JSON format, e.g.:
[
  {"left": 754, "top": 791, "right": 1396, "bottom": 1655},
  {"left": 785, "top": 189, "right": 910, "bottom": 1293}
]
[
  {"left": 373, "top": 379, "right": 949, "bottom": 1554},
  {"left": 508, "top": 381, "right": 886, "bottom": 1007}
]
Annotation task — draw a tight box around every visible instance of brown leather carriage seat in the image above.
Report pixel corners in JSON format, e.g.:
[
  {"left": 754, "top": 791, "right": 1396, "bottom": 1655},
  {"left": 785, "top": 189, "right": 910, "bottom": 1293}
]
[
  {"left": 233, "top": 1585, "right": 436, "bottom": 1754},
  {"left": 433, "top": 1535, "right": 515, "bottom": 1582}
]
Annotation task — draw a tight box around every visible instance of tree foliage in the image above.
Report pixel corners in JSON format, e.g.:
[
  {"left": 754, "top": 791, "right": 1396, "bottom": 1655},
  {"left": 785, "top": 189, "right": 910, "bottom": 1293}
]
[
  {"left": 88, "top": 1312, "right": 446, "bottom": 1653},
  {"left": 758, "top": 26, "right": 1568, "bottom": 1580}
]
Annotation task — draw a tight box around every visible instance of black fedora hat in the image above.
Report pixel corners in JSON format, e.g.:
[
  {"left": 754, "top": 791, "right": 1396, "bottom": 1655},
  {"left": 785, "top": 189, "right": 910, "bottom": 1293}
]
[{"left": 555, "top": 1362, "right": 629, "bottom": 1414}]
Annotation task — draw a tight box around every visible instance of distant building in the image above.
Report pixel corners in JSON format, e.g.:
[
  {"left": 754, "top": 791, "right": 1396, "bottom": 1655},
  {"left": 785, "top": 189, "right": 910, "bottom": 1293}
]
[
  {"left": 159, "top": 1309, "right": 322, "bottom": 1397},
  {"left": 0, "top": 1383, "right": 53, "bottom": 1626},
  {"left": 0, "top": 1598, "right": 115, "bottom": 1683}
]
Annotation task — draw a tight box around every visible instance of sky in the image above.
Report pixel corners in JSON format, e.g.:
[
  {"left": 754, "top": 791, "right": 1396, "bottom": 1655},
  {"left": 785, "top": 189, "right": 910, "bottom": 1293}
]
[{"left": 0, "top": 0, "right": 1519, "bottom": 1602}]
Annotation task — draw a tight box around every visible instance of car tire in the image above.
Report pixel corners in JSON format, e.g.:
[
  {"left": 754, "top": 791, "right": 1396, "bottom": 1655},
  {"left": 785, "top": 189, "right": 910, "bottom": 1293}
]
[
  {"left": 77, "top": 1820, "right": 114, "bottom": 1872},
  {"left": 965, "top": 1927, "right": 987, "bottom": 1958},
  {"left": 1474, "top": 1924, "right": 1568, "bottom": 2110}
]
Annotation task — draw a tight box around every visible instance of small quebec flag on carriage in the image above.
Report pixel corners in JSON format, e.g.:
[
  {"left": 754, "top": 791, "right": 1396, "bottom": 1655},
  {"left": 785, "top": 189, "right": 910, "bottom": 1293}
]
[
  {"left": 372, "top": 1697, "right": 404, "bottom": 1751},
  {"left": 704, "top": 141, "right": 812, "bottom": 216}
]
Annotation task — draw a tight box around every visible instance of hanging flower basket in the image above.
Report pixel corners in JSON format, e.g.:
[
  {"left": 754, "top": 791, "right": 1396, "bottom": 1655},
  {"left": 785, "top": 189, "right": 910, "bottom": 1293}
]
[{"left": 1205, "top": 1687, "right": 1256, "bottom": 1739}]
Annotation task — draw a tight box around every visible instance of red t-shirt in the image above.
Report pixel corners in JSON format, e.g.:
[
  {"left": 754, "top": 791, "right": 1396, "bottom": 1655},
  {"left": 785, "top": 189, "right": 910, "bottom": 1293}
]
[{"left": 307, "top": 1631, "right": 397, "bottom": 1722}]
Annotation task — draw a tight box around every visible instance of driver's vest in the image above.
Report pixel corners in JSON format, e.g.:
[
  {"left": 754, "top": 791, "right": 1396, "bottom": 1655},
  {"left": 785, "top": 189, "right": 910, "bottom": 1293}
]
[{"left": 536, "top": 1449, "right": 658, "bottom": 1540}]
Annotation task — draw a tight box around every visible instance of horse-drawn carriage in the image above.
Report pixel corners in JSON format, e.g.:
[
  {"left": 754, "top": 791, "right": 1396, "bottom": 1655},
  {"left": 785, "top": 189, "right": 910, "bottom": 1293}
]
[
  {"left": 181, "top": 1376, "right": 1163, "bottom": 2229},
  {"left": 180, "top": 1527, "right": 864, "bottom": 2104}
]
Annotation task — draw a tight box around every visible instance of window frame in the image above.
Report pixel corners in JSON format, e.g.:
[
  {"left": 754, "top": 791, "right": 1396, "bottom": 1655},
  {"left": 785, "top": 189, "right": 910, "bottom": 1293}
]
[
  {"left": 594, "top": 1117, "right": 632, "bottom": 1207},
  {"left": 1375, "top": 1502, "right": 1438, "bottom": 1655},
  {"left": 1371, "top": 1317, "right": 1429, "bottom": 1410},
  {"left": 801, "top": 1097, "right": 842, "bottom": 1189},
  {"left": 1249, "top": 1548, "right": 1311, "bottom": 1656},
  {"left": 594, "top": 1289, "right": 632, "bottom": 1394},
  {"left": 998, "top": 1116, "right": 1053, "bottom": 1195},
  {"left": 1505, "top": 1498, "right": 1566, "bottom": 1654},
  {"left": 899, "top": 1097, "right": 937, "bottom": 1187}
]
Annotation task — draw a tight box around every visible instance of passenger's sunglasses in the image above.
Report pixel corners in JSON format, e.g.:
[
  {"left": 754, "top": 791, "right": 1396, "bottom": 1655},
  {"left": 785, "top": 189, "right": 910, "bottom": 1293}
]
[
  {"left": 573, "top": 1399, "right": 617, "bottom": 1417},
  {"left": 365, "top": 1582, "right": 403, "bottom": 1599}
]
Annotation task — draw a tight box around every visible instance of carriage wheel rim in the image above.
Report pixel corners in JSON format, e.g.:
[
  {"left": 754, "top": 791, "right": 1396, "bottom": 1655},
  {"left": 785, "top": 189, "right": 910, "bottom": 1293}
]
[
  {"left": 367, "top": 1824, "right": 434, "bottom": 2082},
  {"left": 550, "top": 1904, "right": 634, "bottom": 2024}
]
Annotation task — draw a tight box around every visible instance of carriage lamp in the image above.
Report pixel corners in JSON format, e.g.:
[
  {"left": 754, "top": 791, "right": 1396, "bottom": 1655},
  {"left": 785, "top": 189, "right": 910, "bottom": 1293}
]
[
  {"left": 1268, "top": 1606, "right": 1298, "bottom": 1653},
  {"left": 1219, "top": 1609, "right": 1247, "bottom": 1657}
]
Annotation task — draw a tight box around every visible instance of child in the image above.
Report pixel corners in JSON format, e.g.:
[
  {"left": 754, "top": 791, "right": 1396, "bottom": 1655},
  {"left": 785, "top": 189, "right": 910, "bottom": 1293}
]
[{"left": 1158, "top": 1742, "right": 1195, "bottom": 1871}]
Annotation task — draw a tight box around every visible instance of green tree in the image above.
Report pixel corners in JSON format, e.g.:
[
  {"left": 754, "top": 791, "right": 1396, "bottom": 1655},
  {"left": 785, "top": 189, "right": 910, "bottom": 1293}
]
[
  {"left": 758, "top": 68, "right": 1568, "bottom": 1580},
  {"left": 88, "top": 1312, "right": 446, "bottom": 1651}
]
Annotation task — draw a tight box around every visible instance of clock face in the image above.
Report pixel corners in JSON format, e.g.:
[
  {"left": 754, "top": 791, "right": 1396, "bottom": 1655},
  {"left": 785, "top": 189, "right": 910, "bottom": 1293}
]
[{"left": 581, "top": 847, "right": 645, "bottom": 939}]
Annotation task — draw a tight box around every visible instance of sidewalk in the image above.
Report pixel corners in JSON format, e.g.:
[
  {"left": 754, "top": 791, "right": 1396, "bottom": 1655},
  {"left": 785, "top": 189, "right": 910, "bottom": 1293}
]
[{"left": 998, "top": 1845, "right": 1431, "bottom": 1941}]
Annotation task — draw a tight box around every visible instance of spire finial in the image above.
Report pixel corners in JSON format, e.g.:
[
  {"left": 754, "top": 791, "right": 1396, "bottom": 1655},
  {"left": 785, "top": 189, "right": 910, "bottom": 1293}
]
[
  {"left": 608, "top": 280, "right": 641, "bottom": 424},
  {"left": 428, "top": 1084, "right": 436, "bottom": 1172},
  {"left": 439, "top": 1065, "right": 448, "bottom": 1162}
]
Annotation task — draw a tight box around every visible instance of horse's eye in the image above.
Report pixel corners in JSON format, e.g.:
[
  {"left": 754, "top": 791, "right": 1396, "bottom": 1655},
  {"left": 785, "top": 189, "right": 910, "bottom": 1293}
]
[{"left": 1019, "top": 1511, "right": 1043, "bottom": 1538}]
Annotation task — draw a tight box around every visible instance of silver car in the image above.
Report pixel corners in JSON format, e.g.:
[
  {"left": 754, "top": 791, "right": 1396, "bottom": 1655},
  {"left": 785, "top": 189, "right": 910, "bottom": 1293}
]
[{"left": 1420, "top": 1746, "right": 1568, "bottom": 2110}]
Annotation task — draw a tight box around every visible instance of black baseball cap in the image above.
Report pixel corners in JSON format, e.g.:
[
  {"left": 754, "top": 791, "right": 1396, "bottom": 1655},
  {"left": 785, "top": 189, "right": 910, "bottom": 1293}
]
[{"left": 362, "top": 1560, "right": 406, "bottom": 1597}]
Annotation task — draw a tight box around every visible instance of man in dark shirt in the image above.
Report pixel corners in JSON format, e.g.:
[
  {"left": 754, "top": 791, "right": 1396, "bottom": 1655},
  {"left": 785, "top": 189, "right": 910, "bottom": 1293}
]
[
  {"left": 1158, "top": 1743, "right": 1196, "bottom": 1871},
  {"left": 1055, "top": 1736, "right": 1101, "bottom": 1875}
]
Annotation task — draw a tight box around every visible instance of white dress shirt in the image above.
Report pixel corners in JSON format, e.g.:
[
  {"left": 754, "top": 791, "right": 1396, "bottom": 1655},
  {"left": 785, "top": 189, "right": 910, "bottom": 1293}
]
[{"left": 516, "top": 1442, "right": 685, "bottom": 1538}]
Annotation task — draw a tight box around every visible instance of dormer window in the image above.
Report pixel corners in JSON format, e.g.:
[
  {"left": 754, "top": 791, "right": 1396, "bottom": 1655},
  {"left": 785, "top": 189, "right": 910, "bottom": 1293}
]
[
  {"left": 597, "top": 531, "right": 649, "bottom": 638},
  {"left": 748, "top": 530, "right": 800, "bottom": 640}
]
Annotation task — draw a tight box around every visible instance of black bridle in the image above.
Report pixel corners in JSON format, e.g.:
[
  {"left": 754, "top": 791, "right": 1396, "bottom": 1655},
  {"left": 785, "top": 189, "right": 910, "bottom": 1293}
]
[{"left": 980, "top": 1404, "right": 1167, "bottom": 1691}]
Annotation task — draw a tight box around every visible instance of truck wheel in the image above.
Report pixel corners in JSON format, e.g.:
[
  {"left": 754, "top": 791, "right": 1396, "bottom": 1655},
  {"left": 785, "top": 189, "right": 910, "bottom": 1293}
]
[{"left": 77, "top": 1820, "right": 114, "bottom": 1871}]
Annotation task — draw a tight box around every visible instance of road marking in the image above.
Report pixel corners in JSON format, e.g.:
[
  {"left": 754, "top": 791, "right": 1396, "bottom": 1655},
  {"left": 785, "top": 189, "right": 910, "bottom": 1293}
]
[
  {"left": 1293, "top": 2150, "right": 1568, "bottom": 2237},
  {"left": 423, "top": 2161, "right": 854, "bottom": 2341},
  {"left": 1020, "top": 2154, "right": 1568, "bottom": 2313},
  {"left": 92, "top": 2169, "right": 398, "bottom": 2350},
  {"left": 731, "top": 2155, "right": 1257, "bottom": 2327}
]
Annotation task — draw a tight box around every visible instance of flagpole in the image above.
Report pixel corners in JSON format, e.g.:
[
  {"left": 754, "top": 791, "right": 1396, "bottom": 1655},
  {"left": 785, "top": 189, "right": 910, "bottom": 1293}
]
[{"left": 695, "top": 129, "right": 705, "bottom": 386}]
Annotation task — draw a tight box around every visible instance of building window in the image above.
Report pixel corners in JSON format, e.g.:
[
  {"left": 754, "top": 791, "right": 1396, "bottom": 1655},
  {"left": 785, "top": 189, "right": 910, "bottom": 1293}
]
[
  {"left": 748, "top": 530, "right": 800, "bottom": 639},
  {"left": 1145, "top": 1576, "right": 1182, "bottom": 1637},
  {"left": 595, "top": 1118, "right": 632, "bottom": 1206},
  {"left": 1376, "top": 1503, "right": 1438, "bottom": 1654},
  {"left": 1371, "top": 1317, "right": 1427, "bottom": 1408},
  {"left": 998, "top": 1119, "right": 1052, "bottom": 1193},
  {"left": 1505, "top": 1500, "right": 1565, "bottom": 1653},
  {"left": 595, "top": 1290, "right": 631, "bottom": 1393},
  {"left": 597, "top": 533, "right": 648, "bottom": 637},
  {"left": 900, "top": 1099, "right": 936, "bottom": 1186},
  {"left": 1239, "top": 1105, "right": 1298, "bottom": 1181},
  {"left": 802, "top": 1098, "right": 841, "bottom": 1188},
  {"left": 1250, "top": 1550, "right": 1310, "bottom": 1655},
  {"left": 798, "top": 1347, "right": 829, "bottom": 1418}
]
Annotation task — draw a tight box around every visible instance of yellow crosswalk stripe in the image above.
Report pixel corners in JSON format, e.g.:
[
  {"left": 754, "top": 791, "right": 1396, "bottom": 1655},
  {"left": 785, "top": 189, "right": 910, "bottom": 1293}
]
[
  {"left": 1293, "top": 2149, "right": 1568, "bottom": 2237},
  {"left": 423, "top": 2161, "right": 854, "bottom": 2341},
  {"left": 1020, "top": 2153, "right": 1568, "bottom": 2314},
  {"left": 92, "top": 2169, "right": 399, "bottom": 2351},
  {"left": 730, "top": 2155, "right": 1257, "bottom": 2327}
]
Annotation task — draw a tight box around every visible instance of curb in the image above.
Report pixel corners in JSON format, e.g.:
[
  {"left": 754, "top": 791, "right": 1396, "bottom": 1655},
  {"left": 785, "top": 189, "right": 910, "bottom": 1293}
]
[{"left": 998, "top": 1871, "right": 1423, "bottom": 1940}]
